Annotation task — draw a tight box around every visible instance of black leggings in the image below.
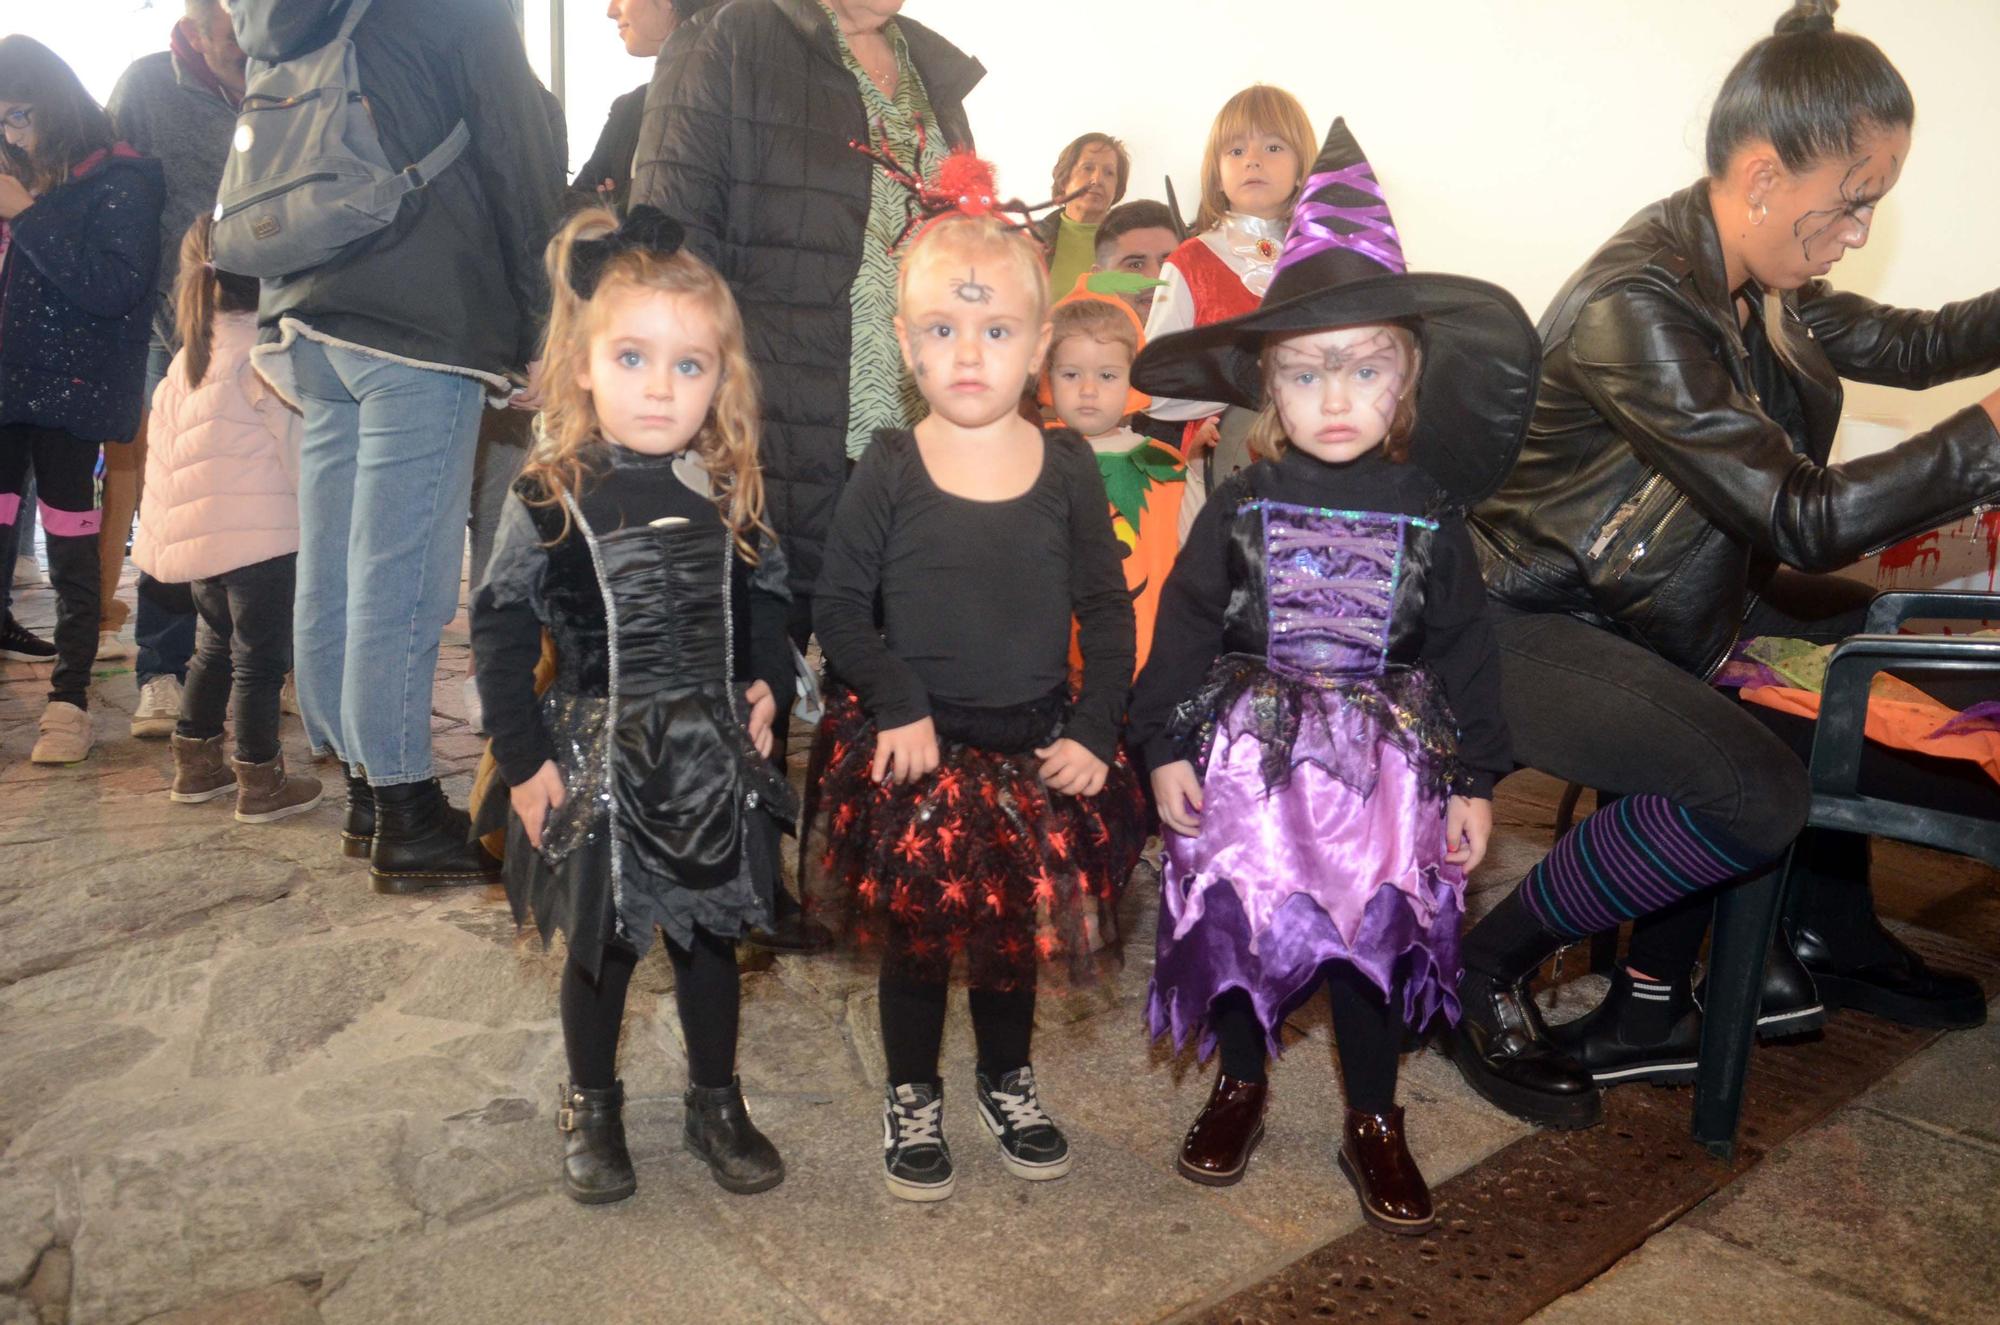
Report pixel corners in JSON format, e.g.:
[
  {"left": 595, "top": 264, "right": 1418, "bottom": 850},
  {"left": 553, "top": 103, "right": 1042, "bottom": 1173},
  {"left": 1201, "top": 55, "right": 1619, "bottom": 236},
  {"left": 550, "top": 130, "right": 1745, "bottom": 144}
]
[
  {"left": 1210, "top": 966, "right": 1402, "bottom": 1114},
  {"left": 879, "top": 968, "right": 1037, "bottom": 1086},
  {"left": 179, "top": 554, "right": 296, "bottom": 763},
  {"left": 0, "top": 424, "right": 101, "bottom": 707},
  {"left": 561, "top": 929, "right": 741, "bottom": 1091}
]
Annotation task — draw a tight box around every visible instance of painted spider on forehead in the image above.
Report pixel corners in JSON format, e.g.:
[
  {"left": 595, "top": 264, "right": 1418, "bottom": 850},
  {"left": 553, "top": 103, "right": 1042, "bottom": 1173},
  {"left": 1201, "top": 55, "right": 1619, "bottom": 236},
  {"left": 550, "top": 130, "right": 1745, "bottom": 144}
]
[{"left": 847, "top": 122, "right": 1089, "bottom": 252}]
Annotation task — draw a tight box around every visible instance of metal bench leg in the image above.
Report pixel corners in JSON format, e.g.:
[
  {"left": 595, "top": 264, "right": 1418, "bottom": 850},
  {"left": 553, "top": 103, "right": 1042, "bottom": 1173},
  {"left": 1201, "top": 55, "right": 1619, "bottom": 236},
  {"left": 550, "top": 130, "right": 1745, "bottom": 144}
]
[{"left": 1691, "top": 851, "right": 1792, "bottom": 1159}]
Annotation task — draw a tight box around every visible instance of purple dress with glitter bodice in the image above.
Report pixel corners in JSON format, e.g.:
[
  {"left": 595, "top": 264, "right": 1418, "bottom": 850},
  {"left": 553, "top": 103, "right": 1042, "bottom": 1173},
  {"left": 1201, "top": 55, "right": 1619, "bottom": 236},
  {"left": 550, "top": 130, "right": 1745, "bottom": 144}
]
[{"left": 1130, "top": 449, "right": 1509, "bottom": 1061}]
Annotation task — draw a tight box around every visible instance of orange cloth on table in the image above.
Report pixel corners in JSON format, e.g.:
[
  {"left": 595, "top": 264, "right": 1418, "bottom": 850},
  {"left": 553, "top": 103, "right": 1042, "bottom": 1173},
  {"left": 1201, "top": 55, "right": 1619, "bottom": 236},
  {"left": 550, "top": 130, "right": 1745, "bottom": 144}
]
[{"left": 1740, "top": 676, "right": 2000, "bottom": 786}]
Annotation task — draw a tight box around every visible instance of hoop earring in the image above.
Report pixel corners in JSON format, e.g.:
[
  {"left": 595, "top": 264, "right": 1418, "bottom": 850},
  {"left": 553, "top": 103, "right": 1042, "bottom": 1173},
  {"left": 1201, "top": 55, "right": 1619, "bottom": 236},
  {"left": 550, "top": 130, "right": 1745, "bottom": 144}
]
[{"left": 1748, "top": 200, "right": 1768, "bottom": 227}]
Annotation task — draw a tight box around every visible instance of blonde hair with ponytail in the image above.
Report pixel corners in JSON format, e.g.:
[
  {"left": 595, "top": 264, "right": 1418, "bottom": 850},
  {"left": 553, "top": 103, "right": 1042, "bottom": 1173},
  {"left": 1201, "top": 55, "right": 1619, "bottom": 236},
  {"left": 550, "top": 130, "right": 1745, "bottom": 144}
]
[{"left": 523, "top": 207, "right": 770, "bottom": 561}]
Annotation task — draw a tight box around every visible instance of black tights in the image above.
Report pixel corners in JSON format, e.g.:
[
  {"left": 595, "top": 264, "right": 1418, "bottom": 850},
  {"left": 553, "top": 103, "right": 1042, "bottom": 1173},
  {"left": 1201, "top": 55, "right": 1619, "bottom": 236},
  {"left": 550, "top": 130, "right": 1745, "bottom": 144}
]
[
  {"left": 560, "top": 930, "right": 741, "bottom": 1091},
  {"left": 1210, "top": 966, "right": 1402, "bottom": 1114},
  {"left": 879, "top": 968, "right": 1037, "bottom": 1085}
]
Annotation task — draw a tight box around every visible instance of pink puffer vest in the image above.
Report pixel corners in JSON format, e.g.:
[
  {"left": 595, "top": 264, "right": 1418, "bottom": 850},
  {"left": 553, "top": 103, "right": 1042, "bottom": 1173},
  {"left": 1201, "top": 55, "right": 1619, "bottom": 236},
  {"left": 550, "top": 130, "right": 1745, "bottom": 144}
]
[{"left": 133, "top": 312, "right": 301, "bottom": 583}]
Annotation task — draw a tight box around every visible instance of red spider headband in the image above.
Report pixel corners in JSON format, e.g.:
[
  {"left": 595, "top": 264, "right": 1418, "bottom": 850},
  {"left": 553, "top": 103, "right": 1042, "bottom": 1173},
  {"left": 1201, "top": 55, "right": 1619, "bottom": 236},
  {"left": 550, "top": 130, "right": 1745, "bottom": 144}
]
[{"left": 848, "top": 124, "right": 1088, "bottom": 252}]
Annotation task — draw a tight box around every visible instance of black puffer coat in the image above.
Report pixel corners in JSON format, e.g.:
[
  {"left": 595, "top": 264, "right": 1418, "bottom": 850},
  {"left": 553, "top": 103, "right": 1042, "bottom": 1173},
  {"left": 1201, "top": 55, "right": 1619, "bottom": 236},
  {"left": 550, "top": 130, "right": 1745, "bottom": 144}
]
[
  {"left": 230, "top": 0, "right": 562, "bottom": 379},
  {"left": 630, "top": 0, "right": 983, "bottom": 593}
]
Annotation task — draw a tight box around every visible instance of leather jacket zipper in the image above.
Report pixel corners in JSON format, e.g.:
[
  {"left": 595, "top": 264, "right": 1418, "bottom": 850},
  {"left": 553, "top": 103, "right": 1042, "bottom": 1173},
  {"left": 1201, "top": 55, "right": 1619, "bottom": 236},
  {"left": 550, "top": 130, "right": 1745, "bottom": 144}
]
[
  {"left": 1587, "top": 474, "right": 1663, "bottom": 560},
  {"left": 1610, "top": 492, "right": 1688, "bottom": 579}
]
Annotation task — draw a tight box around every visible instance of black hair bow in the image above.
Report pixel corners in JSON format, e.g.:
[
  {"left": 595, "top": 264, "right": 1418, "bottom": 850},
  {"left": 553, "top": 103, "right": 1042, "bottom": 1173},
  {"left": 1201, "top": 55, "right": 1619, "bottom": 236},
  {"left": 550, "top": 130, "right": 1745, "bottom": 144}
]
[{"left": 567, "top": 206, "right": 687, "bottom": 297}]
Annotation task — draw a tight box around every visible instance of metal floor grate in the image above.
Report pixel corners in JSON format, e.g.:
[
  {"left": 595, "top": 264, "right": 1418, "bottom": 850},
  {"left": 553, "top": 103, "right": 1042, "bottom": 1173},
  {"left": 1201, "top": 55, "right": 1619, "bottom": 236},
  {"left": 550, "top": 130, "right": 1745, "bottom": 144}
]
[{"left": 1180, "top": 929, "right": 1993, "bottom": 1325}]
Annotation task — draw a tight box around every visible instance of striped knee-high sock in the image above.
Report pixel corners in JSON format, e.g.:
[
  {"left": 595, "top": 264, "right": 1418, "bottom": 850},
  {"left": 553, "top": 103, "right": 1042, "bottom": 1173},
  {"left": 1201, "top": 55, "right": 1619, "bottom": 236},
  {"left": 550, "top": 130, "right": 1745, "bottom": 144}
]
[{"left": 1520, "top": 794, "right": 1760, "bottom": 941}]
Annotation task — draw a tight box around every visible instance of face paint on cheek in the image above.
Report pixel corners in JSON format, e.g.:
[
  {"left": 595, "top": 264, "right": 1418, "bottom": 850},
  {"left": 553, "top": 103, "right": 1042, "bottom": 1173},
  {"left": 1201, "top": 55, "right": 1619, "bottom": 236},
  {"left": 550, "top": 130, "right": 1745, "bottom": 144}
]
[
  {"left": 1365, "top": 368, "right": 1406, "bottom": 429},
  {"left": 1792, "top": 155, "right": 1889, "bottom": 264}
]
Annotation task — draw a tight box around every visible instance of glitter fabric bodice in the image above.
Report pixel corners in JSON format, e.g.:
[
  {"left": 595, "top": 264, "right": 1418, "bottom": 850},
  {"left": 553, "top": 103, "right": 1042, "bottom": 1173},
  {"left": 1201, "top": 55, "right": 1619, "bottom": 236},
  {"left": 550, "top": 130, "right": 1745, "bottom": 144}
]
[{"left": 1242, "top": 500, "right": 1437, "bottom": 679}]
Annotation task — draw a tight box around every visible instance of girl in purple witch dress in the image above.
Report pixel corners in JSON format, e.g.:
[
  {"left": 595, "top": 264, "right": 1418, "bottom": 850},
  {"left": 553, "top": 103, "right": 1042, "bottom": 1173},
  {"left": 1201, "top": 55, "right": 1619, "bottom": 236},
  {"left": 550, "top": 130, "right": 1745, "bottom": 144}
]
[{"left": 1126, "top": 119, "right": 1537, "bottom": 1234}]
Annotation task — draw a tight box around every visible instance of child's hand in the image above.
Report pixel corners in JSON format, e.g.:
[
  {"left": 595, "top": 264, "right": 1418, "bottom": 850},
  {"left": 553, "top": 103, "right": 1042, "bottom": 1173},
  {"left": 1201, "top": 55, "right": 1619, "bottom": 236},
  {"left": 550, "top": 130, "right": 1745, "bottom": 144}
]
[
  {"left": 744, "top": 679, "right": 777, "bottom": 759},
  {"left": 511, "top": 760, "right": 567, "bottom": 851},
  {"left": 1035, "top": 738, "right": 1108, "bottom": 797},
  {"left": 1188, "top": 416, "right": 1221, "bottom": 457},
  {"left": 1152, "top": 760, "right": 1203, "bottom": 837},
  {"left": 1446, "top": 795, "right": 1492, "bottom": 872},
  {"left": 872, "top": 717, "right": 939, "bottom": 785}
]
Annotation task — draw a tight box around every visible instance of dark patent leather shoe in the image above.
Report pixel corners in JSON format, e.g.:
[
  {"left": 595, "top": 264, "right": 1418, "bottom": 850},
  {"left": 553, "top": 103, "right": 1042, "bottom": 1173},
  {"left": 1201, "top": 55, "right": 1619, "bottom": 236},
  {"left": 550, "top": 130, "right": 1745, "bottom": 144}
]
[
  {"left": 559, "top": 1080, "right": 637, "bottom": 1205},
  {"left": 1176, "top": 1073, "right": 1267, "bottom": 1187},
  {"left": 684, "top": 1077, "right": 785, "bottom": 1194},
  {"left": 1793, "top": 921, "right": 1987, "bottom": 1030},
  {"left": 1447, "top": 967, "right": 1601, "bottom": 1128},
  {"left": 1337, "top": 1106, "right": 1433, "bottom": 1235},
  {"left": 1696, "top": 936, "right": 1824, "bottom": 1041}
]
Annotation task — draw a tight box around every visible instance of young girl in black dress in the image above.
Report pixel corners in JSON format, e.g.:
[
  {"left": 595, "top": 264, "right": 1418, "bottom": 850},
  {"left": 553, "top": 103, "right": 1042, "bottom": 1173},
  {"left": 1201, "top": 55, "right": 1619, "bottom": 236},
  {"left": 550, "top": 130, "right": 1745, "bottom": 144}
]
[
  {"left": 804, "top": 204, "right": 1148, "bottom": 1202},
  {"left": 471, "top": 206, "right": 796, "bottom": 1204}
]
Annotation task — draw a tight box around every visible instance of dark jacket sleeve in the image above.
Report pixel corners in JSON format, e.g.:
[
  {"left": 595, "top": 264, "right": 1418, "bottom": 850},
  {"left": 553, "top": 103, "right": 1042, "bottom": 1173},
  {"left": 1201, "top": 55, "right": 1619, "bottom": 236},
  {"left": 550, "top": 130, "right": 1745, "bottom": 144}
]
[
  {"left": 744, "top": 531, "right": 796, "bottom": 720},
  {"left": 811, "top": 441, "right": 931, "bottom": 729},
  {"left": 10, "top": 167, "right": 161, "bottom": 321},
  {"left": 454, "top": 7, "right": 562, "bottom": 367},
  {"left": 1126, "top": 476, "right": 1238, "bottom": 772},
  {"left": 1794, "top": 282, "right": 2000, "bottom": 390},
  {"left": 1419, "top": 515, "right": 1510, "bottom": 797},
  {"left": 629, "top": 15, "right": 731, "bottom": 266},
  {"left": 1060, "top": 439, "right": 1138, "bottom": 763},
  {"left": 1567, "top": 279, "right": 2000, "bottom": 573},
  {"left": 573, "top": 85, "right": 646, "bottom": 200},
  {"left": 470, "top": 495, "right": 556, "bottom": 787}
]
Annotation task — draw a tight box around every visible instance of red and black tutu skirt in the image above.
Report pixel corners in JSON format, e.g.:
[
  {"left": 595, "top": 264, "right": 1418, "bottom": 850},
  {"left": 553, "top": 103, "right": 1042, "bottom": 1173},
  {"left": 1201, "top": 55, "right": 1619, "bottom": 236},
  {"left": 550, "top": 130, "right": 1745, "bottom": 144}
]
[{"left": 800, "top": 685, "right": 1149, "bottom": 989}]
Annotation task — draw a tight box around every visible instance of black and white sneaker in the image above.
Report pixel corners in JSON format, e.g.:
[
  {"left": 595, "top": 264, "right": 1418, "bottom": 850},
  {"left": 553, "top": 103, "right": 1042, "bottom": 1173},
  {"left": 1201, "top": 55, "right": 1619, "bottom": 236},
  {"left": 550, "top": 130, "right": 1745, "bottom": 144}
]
[
  {"left": 973, "top": 1065, "right": 1073, "bottom": 1180},
  {"left": 882, "top": 1081, "right": 955, "bottom": 1202},
  {"left": 0, "top": 614, "right": 56, "bottom": 662}
]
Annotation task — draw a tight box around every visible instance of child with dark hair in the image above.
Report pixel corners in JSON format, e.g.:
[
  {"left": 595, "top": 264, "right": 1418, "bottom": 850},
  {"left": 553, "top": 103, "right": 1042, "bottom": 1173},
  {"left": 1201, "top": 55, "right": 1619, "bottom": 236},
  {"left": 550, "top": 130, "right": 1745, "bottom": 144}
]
[
  {"left": 1130, "top": 120, "right": 1529, "bottom": 1233},
  {"left": 0, "top": 35, "right": 164, "bottom": 764},
  {"left": 134, "top": 216, "right": 319, "bottom": 824},
  {"left": 1034, "top": 131, "right": 1132, "bottom": 296}
]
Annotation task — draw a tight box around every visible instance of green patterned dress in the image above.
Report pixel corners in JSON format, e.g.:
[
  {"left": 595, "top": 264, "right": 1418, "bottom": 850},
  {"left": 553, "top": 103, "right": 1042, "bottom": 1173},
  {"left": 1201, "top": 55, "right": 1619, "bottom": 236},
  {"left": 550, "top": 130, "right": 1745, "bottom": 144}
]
[{"left": 824, "top": 9, "right": 944, "bottom": 459}]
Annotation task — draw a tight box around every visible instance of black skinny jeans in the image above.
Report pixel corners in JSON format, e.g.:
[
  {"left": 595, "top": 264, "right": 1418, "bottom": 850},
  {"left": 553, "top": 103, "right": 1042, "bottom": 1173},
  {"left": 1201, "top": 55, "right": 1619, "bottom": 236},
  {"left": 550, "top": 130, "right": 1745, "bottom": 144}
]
[
  {"left": 0, "top": 424, "right": 101, "bottom": 707},
  {"left": 1493, "top": 570, "right": 1998, "bottom": 982},
  {"left": 178, "top": 554, "right": 298, "bottom": 764}
]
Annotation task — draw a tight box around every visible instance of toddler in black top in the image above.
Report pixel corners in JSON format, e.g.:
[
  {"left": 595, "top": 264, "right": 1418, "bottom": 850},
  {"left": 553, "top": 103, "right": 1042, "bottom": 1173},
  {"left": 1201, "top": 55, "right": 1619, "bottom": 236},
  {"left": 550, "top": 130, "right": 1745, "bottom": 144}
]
[
  {"left": 469, "top": 207, "right": 796, "bottom": 1205},
  {"left": 803, "top": 201, "right": 1149, "bottom": 1203}
]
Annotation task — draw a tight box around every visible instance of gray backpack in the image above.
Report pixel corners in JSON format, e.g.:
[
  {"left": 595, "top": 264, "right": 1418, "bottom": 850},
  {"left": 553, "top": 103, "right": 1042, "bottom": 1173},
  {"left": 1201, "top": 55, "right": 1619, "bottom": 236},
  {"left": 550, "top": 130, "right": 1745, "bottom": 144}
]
[{"left": 212, "top": 0, "right": 470, "bottom": 278}]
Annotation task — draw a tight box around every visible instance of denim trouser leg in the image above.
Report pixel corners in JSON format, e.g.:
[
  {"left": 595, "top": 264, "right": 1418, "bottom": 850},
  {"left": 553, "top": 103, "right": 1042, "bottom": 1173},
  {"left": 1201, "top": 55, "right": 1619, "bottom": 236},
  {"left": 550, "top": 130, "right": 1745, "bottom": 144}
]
[
  {"left": 136, "top": 343, "right": 198, "bottom": 684},
  {"left": 289, "top": 338, "right": 485, "bottom": 784}
]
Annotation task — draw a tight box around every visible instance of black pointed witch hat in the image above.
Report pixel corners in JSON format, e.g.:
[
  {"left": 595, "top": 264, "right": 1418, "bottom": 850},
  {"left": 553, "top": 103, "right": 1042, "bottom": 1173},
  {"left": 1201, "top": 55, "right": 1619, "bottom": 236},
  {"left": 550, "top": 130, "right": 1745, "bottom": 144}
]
[{"left": 1129, "top": 118, "right": 1539, "bottom": 506}]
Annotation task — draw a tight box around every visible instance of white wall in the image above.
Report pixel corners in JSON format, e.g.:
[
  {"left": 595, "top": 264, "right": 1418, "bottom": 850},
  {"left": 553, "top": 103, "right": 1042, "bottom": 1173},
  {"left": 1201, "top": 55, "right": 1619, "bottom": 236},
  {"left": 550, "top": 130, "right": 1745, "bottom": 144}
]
[
  {"left": 15, "top": 0, "right": 1996, "bottom": 453},
  {"left": 537, "top": 0, "right": 2000, "bottom": 456}
]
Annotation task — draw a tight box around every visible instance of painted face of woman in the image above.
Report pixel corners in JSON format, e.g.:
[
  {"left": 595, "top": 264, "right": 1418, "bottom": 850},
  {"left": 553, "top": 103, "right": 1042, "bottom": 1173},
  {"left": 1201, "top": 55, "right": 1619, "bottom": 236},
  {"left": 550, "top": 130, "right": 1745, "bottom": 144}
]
[
  {"left": 1266, "top": 324, "right": 1413, "bottom": 465},
  {"left": 1746, "top": 122, "right": 1910, "bottom": 290}
]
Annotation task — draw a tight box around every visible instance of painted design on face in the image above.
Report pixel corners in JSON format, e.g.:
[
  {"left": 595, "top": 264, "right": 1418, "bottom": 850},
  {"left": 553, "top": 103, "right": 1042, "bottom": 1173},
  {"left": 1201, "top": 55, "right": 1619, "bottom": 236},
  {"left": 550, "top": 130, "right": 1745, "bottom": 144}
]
[
  {"left": 1791, "top": 154, "right": 1894, "bottom": 265},
  {"left": 950, "top": 269, "right": 994, "bottom": 304},
  {"left": 1269, "top": 327, "right": 1408, "bottom": 449}
]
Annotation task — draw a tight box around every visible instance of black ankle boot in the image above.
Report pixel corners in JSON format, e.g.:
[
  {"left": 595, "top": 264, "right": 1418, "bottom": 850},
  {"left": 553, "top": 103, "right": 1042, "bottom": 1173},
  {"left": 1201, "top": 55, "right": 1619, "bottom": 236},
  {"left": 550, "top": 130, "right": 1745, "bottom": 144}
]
[
  {"left": 1695, "top": 931, "right": 1824, "bottom": 1042},
  {"left": 1792, "top": 918, "right": 1987, "bottom": 1031},
  {"left": 559, "top": 1080, "right": 637, "bottom": 1204},
  {"left": 368, "top": 778, "right": 501, "bottom": 894},
  {"left": 683, "top": 1077, "right": 784, "bottom": 1195},
  {"left": 1548, "top": 969, "right": 1700, "bottom": 1086},
  {"left": 1446, "top": 891, "right": 1601, "bottom": 1128},
  {"left": 1450, "top": 965, "right": 1602, "bottom": 1128},
  {"left": 341, "top": 772, "right": 374, "bottom": 860}
]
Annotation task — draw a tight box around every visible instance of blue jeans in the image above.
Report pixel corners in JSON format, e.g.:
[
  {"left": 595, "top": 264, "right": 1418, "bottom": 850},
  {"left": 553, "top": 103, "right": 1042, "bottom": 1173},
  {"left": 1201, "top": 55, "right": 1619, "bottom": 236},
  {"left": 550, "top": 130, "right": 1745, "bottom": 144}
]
[
  {"left": 136, "top": 341, "right": 198, "bottom": 684},
  {"left": 289, "top": 338, "right": 485, "bottom": 785}
]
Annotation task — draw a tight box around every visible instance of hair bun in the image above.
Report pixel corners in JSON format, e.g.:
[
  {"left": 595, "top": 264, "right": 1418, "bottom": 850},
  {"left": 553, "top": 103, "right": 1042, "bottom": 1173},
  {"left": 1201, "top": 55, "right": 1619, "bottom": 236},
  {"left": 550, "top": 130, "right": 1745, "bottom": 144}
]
[{"left": 1774, "top": 0, "right": 1837, "bottom": 35}]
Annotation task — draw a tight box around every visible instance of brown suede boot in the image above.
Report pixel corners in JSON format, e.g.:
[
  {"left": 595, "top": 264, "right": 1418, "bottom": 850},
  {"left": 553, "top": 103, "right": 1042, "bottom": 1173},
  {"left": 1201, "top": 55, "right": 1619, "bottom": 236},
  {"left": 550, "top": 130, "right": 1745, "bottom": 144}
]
[
  {"left": 169, "top": 733, "right": 237, "bottom": 804},
  {"left": 232, "top": 753, "right": 324, "bottom": 824}
]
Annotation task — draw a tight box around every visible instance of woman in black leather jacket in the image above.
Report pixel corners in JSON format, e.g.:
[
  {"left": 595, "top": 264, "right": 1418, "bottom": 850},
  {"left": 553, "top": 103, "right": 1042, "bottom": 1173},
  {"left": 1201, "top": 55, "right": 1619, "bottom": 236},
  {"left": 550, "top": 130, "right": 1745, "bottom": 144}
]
[{"left": 1449, "top": 0, "right": 2000, "bottom": 1129}]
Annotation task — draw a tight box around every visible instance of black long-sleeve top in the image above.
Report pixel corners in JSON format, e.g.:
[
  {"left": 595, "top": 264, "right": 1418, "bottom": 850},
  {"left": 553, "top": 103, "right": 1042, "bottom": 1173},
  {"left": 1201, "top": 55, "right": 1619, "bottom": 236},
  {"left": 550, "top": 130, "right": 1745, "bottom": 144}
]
[
  {"left": 1128, "top": 447, "right": 1512, "bottom": 797},
  {"left": 812, "top": 428, "right": 1136, "bottom": 763},
  {"left": 470, "top": 446, "right": 794, "bottom": 787}
]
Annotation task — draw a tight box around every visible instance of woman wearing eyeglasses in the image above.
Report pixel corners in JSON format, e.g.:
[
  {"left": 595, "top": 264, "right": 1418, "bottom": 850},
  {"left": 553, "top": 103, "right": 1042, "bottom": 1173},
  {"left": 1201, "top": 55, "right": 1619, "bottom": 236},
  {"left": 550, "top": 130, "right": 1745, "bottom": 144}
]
[{"left": 0, "top": 36, "right": 165, "bottom": 764}]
